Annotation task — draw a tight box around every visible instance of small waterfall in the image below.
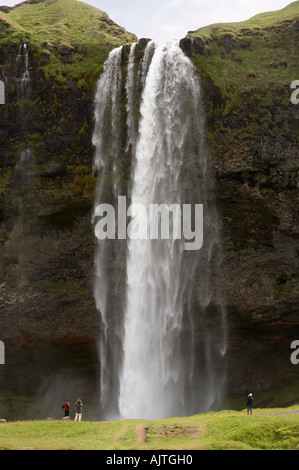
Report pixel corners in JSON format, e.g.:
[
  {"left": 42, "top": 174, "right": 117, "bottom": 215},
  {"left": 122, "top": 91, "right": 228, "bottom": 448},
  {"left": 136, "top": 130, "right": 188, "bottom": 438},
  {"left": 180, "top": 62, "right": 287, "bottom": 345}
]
[
  {"left": 93, "top": 41, "right": 227, "bottom": 420},
  {"left": 15, "top": 43, "right": 32, "bottom": 167},
  {"left": 15, "top": 148, "right": 35, "bottom": 183},
  {"left": 15, "top": 43, "right": 31, "bottom": 99}
]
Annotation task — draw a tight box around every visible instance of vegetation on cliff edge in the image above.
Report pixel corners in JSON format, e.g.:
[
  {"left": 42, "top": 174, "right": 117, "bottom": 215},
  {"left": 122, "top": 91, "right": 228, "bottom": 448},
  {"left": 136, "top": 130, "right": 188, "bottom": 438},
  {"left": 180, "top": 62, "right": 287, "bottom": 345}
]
[
  {"left": 188, "top": 1, "right": 299, "bottom": 93},
  {"left": 0, "top": 0, "right": 137, "bottom": 79}
]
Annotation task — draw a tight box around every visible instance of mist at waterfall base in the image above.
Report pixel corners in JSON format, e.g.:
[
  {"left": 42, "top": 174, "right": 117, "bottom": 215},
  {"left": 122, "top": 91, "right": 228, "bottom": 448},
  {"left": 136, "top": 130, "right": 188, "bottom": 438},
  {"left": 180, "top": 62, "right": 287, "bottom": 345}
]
[{"left": 92, "top": 41, "right": 227, "bottom": 420}]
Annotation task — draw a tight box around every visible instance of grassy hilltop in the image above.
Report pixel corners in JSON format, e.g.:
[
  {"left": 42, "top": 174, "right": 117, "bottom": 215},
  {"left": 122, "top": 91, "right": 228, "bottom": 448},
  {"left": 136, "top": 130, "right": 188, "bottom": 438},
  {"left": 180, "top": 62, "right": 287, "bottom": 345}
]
[
  {"left": 184, "top": 0, "right": 299, "bottom": 173},
  {"left": 188, "top": 1, "right": 299, "bottom": 93},
  {"left": 0, "top": 0, "right": 137, "bottom": 80},
  {"left": 0, "top": 0, "right": 137, "bottom": 47}
]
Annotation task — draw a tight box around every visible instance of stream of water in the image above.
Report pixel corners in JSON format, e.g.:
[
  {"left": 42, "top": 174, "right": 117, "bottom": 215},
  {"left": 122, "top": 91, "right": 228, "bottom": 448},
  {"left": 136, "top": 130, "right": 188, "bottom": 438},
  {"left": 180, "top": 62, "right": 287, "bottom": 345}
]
[{"left": 93, "top": 41, "right": 227, "bottom": 419}]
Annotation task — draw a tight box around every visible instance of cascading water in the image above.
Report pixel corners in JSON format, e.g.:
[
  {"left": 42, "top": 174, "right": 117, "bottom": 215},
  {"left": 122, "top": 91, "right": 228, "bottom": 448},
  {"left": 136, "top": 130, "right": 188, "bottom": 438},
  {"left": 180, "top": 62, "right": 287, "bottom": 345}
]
[
  {"left": 15, "top": 43, "right": 33, "bottom": 173},
  {"left": 15, "top": 43, "right": 31, "bottom": 99},
  {"left": 93, "top": 41, "right": 227, "bottom": 420},
  {"left": 15, "top": 148, "right": 35, "bottom": 182},
  {"left": 13, "top": 43, "right": 35, "bottom": 298}
]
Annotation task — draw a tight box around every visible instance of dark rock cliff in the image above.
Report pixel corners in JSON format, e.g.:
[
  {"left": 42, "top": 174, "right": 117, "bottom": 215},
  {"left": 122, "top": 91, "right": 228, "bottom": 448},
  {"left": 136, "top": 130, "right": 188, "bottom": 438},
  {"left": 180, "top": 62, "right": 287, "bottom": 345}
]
[
  {"left": 0, "top": 0, "right": 137, "bottom": 415},
  {"left": 0, "top": 1, "right": 298, "bottom": 416},
  {"left": 0, "top": 42, "right": 101, "bottom": 408},
  {"left": 180, "top": 12, "right": 299, "bottom": 398}
]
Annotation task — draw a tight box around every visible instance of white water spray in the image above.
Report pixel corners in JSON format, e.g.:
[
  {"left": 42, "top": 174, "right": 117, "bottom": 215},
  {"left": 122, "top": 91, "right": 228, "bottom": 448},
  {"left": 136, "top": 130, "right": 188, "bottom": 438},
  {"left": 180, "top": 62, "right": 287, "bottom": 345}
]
[
  {"left": 93, "top": 41, "right": 227, "bottom": 420},
  {"left": 16, "top": 43, "right": 31, "bottom": 99}
]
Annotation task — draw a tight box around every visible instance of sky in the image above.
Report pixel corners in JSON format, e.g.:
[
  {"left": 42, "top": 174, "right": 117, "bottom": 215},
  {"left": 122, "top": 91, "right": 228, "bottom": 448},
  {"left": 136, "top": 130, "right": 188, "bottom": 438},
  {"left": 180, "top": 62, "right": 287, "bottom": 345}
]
[{"left": 0, "top": 0, "right": 294, "bottom": 42}]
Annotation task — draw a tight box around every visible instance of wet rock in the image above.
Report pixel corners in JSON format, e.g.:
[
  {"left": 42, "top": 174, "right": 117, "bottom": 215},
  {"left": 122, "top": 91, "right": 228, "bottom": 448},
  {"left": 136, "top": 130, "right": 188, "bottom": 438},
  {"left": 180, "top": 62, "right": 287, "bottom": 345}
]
[
  {"left": 41, "top": 162, "right": 67, "bottom": 179},
  {"left": 179, "top": 37, "right": 205, "bottom": 57}
]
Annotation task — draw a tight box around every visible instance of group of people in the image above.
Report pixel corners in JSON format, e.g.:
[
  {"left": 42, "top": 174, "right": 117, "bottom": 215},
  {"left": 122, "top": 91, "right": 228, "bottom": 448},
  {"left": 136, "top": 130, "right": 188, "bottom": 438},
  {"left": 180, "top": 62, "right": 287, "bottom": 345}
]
[
  {"left": 62, "top": 399, "right": 83, "bottom": 421},
  {"left": 62, "top": 394, "right": 253, "bottom": 420}
]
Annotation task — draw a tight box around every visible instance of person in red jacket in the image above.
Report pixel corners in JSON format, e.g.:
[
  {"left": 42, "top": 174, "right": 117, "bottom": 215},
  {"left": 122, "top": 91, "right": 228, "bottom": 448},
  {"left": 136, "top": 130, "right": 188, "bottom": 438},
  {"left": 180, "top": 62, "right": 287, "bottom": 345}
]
[{"left": 62, "top": 400, "right": 70, "bottom": 417}]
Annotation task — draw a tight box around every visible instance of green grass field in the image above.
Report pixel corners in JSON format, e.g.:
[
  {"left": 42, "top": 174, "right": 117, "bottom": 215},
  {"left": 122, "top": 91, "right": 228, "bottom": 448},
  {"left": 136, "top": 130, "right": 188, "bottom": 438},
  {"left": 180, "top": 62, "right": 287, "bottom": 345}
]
[{"left": 0, "top": 407, "right": 298, "bottom": 450}]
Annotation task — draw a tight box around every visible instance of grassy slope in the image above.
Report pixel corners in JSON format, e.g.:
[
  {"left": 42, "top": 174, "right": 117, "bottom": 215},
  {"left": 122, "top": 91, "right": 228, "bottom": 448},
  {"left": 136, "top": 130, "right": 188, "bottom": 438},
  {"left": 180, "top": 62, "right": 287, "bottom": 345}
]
[
  {"left": 189, "top": 1, "right": 299, "bottom": 38},
  {"left": 188, "top": 1, "right": 299, "bottom": 94},
  {"left": 4, "top": 0, "right": 136, "bottom": 47},
  {"left": 0, "top": 0, "right": 137, "bottom": 80},
  {"left": 0, "top": 0, "right": 137, "bottom": 172},
  {"left": 185, "top": 0, "right": 299, "bottom": 178},
  {"left": 0, "top": 10, "right": 23, "bottom": 30},
  {"left": 0, "top": 408, "right": 298, "bottom": 450}
]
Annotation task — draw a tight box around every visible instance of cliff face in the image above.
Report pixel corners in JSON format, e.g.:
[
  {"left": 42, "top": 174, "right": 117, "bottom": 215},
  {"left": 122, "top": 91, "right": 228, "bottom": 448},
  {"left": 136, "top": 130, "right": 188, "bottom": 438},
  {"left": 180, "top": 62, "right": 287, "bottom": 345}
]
[
  {"left": 180, "top": 2, "right": 299, "bottom": 396},
  {"left": 0, "top": 0, "right": 136, "bottom": 411},
  {"left": 0, "top": 0, "right": 298, "bottom": 415}
]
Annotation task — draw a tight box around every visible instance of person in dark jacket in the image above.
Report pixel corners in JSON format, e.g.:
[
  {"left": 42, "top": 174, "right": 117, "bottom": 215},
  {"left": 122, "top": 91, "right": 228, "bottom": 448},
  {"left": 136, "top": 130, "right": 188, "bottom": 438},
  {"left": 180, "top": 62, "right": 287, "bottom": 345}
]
[
  {"left": 74, "top": 398, "right": 83, "bottom": 421},
  {"left": 246, "top": 393, "right": 253, "bottom": 415},
  {"left": 62, "top": 400, "right": 70, "bottom": 417}
]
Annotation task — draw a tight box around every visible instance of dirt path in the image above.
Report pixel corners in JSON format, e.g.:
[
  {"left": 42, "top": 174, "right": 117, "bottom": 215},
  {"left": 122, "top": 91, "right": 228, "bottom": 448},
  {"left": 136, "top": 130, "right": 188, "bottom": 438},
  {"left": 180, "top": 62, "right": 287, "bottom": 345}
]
[{"left": 136, "top": 425, "right": 147, "bottom": 444}]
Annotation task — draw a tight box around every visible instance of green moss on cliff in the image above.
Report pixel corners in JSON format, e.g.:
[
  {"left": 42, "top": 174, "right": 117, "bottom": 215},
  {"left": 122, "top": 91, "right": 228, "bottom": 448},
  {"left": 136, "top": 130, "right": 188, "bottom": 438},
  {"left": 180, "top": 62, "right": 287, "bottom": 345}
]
[
  {"left": 187, "top": 1, "right": 299, "bottom": 176},
  {"left": 0, "top": 0, "right": 137, "bottom": 260},
  {"left": 0, "top": 0, "right": 137, "bottom": 80},
  {"left": 190, "top": 1, "right": 299, "bottom": 38},
  {"left": 188, "top": 1, "right": 299, "bottom": 94}
]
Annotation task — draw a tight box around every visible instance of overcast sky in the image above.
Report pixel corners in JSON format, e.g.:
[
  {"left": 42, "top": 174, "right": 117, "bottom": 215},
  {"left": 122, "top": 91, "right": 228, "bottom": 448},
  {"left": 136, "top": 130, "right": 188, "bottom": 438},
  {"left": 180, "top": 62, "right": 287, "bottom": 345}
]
[{"left": 1, "top": 0, "right": 294, "bottom": 42}]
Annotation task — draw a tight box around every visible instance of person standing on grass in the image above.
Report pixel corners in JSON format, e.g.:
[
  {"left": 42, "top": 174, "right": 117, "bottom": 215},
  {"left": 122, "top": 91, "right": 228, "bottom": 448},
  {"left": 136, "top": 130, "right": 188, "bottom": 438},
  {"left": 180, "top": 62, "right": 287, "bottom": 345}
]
[
  {"left": 62, "top": 400, "right": 70, "bottom": 418},
  {"left": 74, "top": 398, "right": 83, "bottom": 421},
  {"left": 246, "top": 393, "right": 253, "bottom": 415}
]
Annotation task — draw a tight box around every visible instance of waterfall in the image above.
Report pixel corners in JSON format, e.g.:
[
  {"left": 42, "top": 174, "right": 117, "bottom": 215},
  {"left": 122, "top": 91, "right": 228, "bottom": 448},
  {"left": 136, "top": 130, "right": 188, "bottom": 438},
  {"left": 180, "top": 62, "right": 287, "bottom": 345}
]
[
  {"left": 15, "top": 43, "right": 31, "bottom": 99},
  {"left": 92, "top": 45, "right": 128, "bottom": 419},
  {"left": 15, "top": 148, "right": 35, "bottom": 183},
  {"left": 93, "top": 41, "right": 227, "bottom": 420},
  {"left": 14, "top": 44, "right": 34, "bottom": 183}
]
